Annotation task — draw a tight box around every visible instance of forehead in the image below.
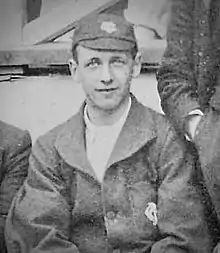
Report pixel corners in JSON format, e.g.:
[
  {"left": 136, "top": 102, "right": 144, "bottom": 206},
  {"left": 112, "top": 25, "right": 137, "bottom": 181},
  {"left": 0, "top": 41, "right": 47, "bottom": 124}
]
[{"left": 76, "top": 45, "right": 132, "bottom": 61}]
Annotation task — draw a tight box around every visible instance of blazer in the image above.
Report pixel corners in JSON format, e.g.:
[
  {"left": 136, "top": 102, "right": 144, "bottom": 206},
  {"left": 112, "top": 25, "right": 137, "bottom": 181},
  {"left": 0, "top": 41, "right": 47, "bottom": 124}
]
[
  {"left": 157, "top": 0, "right": 220, "bottom": 134},
  {"left": 5, "top": 95, "right": 213, "bottom": 253},
  {"left": 0, "top": 121, "right": 31, "bottom": 253}
]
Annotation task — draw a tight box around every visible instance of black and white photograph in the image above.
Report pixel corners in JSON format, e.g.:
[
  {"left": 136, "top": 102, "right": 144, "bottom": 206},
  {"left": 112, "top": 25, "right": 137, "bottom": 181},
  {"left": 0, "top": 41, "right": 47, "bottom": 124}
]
[{"left": 0, "top": 0, "right": 220, "bottom": 252}]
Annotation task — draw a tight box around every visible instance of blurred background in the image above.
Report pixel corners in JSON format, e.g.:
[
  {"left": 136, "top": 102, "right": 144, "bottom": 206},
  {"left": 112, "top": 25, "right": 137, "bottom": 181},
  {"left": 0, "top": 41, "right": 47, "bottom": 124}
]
[{"left": 0, "top": 0, "right": 170, "bottom": 142}]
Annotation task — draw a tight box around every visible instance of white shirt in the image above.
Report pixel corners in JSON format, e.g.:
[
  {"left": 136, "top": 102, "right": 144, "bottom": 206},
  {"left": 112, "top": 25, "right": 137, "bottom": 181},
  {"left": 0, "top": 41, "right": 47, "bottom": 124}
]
[{"left": 84, "top": 97, "right": 131, "bottom": 182}]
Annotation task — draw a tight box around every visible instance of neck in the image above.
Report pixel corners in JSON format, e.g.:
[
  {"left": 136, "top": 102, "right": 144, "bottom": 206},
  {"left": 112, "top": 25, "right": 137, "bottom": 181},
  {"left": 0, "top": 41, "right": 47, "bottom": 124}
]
[{"left": 86, "top": 96, "right": 130, "bottom": 126}]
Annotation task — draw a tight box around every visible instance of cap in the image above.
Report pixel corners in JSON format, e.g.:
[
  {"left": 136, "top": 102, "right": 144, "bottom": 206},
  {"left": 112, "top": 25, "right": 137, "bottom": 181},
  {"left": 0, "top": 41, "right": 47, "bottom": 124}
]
[{"left": 72, "top": 13, "right": 137, "bottom": 51}]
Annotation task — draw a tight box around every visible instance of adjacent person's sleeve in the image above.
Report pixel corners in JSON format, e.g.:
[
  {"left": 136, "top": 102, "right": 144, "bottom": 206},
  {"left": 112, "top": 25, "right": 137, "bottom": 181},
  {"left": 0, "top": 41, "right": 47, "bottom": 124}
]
[
  {"left": 151, "top": 121, "right": 213, "bottom": 253},
  {"left": 157, "top": 0, "right": 200, "bottom": 135},
  {"left": 0, "top": 130, "right": 31, "bottom": 253},
  {"left": 5, "top": 135, "right": 80, "bottom": 253},
  {"left": 213, "top": 243, "right": 220, "bottom": 253}
]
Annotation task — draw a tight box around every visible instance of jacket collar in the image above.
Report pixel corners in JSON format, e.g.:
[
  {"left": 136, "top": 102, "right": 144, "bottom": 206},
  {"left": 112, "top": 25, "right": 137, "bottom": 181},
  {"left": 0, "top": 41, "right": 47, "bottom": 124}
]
[{"left": 55, "top": 94, "right": 156, "bottom": 180}]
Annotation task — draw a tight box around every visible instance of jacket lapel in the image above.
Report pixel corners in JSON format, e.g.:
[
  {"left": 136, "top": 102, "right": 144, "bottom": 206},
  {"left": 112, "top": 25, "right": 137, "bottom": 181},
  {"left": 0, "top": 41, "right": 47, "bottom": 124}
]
[
  {"left": 107, "top": 95, "right": 156, "bottom": 168},
  {"left": 55, "top": 96, "right": 157, "bottom": 180},
  {"left": 55, "top": 103, "right": 98, "bottom": 180}
]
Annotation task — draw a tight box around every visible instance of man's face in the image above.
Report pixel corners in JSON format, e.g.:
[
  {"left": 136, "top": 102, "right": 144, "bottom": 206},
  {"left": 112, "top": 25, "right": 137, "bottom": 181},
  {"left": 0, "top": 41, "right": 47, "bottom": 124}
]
[{"left": 72, "top": 45, "right": 140, "bottom": 112}]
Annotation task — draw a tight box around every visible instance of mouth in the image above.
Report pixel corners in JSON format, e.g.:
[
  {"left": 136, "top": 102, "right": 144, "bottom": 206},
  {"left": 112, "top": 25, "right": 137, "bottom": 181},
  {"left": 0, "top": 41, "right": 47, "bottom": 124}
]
[{"left": 96, "top": 88, "right": 118, "bottom": 92}]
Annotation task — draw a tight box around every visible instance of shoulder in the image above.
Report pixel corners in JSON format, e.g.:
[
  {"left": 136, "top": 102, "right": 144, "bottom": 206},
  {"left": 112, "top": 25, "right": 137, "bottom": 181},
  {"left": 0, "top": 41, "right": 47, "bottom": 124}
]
[
  {"left": 0, "top": 121, "right": 31, "bottom": 152},
  {"left": 141, "top": 105, "right": 182, "bottom": 145},
  {"left": 130, "top": 95, "right": 171, "bottom": 135},
  {"left": 141, "top": 104, "right": 171, "bottom": 131},
  {"left": 35, "top": 111, "right": 81, "bottom": 150}
]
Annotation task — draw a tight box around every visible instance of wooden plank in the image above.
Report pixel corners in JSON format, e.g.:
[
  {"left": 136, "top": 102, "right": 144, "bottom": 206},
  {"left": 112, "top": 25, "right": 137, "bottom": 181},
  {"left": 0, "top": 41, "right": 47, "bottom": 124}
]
[
  {"left": 23, "top": 0, "right": 124, "bottom": 45},
  {"left": 0, "top": 43, "right": 71, "bottom": 66},
  {"left": 0, "top": 66, "right": 24, "bottom": 75},
  {"left": 140, "top": 40, "right": 166, "bottom": 64},
  {"left": 0, "top": 40, "right": 166, "bottom": 66}
]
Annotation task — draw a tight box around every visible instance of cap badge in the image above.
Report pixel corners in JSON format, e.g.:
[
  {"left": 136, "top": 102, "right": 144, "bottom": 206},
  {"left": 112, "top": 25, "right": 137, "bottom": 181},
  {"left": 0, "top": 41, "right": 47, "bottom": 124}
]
[
  {"left": 100, "top": 21, "right": 117, "bottom": 34},
  {"left": 145, "top": 202, "right": 158, "bottom": 226}
]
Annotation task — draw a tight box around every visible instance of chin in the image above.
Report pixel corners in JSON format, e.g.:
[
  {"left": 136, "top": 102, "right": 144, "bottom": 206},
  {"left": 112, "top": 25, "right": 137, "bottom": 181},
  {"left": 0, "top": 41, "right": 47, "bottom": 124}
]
[{"left": 96, "top": 102, "right": 119, "bottom": 112}]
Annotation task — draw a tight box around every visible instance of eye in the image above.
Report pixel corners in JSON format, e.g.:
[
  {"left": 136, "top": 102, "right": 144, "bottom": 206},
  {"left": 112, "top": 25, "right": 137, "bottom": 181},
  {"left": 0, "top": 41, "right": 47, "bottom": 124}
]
[
  {"left": 85, "top": 58, "right": 101, "bottom": 68},
  {"left": 111, "top": 58, "right": 127, "bottom": 66}
]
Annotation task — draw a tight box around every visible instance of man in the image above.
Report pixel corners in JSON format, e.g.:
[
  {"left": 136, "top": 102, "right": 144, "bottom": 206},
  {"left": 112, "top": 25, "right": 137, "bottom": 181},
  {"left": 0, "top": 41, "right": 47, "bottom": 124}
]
[
  {"left": 157, "top": 0, "right": 220, "bottom": 251},
  {"left": 0, "top": 120, "right": 31, "bottom": 253},
  {"left": 5, "top": 13, "right": 213, "bottom": 253}
]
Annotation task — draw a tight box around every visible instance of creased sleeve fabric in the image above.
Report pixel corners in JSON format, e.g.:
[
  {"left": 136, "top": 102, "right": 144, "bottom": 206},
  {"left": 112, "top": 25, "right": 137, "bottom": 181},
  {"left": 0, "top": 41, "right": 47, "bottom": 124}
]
[
  {"left": 151, "top": 118, "right": 213, "bottom": 253},
  {"left": 157, "top": 0, "right": 199, "bottom": 135},
  {"left": 0, "top": 130, "right": 31, "bottom": 253},
  {"left": 5, "top": 135, "right": 80, "bottom": 253}
]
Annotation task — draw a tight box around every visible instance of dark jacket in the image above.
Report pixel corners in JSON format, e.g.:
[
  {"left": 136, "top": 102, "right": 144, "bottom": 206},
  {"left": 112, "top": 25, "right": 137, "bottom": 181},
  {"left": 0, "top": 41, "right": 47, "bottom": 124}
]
[
  {"left": 5, "top": 96, "right": 213, "bottom": 253},
  {"left": 157, "top": 1, "right": 220, "bottom": 251},
  {"left": 0, "top": 121, "right": 31, "bottom": 253},
  {"left": 157, "top": 0, "right": 220, "bottom": 134}
]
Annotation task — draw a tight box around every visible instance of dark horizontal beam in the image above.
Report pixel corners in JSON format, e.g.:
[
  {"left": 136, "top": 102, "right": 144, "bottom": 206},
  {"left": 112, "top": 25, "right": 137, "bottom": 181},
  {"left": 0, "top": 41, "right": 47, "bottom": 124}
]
[{"left": 0, "top": 40, "right": 166, "bottom": 67}]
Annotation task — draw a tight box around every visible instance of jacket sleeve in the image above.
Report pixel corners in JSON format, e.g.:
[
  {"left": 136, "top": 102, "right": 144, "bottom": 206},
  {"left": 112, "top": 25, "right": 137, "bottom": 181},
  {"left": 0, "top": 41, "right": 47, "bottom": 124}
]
[
  {"left": 151, "top": 121, "right": 213, "bottom": 253},
  {"left": 0, "top": 130, "right": 31, "bottom": 253},
  {"left": 214, "top": 243, "right": 220, "bottom": 253},
  {"left": 5, "top": 135, "right": 80, "bottom": 253},
  {"left": 157, "top": 0, "right": 199, "bottom": 135}
]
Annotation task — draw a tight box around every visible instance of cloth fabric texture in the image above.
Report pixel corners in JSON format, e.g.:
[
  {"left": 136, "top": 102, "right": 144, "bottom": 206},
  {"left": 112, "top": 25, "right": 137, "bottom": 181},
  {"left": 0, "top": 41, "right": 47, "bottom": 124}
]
[
  {"left": 0, "top": 121, "right": 31, "bottom": 253},
  {"left": 157, "top": 0, "right": 220, "bottom": 250},
  {"left": 5, "top": 95, "right": 213, "bottom": 253}
]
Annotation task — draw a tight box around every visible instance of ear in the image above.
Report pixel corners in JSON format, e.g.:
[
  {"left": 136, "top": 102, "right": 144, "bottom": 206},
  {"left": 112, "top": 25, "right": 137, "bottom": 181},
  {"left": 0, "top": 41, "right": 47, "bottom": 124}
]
[
  {"left": 69, "top": 59, "right": 79, "bottom": 82},
  {"left": 132, "top": 52, "right": 141, "bottom": 78}
]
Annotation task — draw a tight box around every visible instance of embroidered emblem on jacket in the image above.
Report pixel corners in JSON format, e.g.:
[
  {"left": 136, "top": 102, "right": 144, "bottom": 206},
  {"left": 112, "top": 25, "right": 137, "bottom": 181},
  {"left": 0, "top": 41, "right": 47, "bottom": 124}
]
[
  {"left": 100, "top": 21, "right": 117, "bottom": 33},
  {"left": 145, "top": 202, "right": 158, "bottom": 226}
]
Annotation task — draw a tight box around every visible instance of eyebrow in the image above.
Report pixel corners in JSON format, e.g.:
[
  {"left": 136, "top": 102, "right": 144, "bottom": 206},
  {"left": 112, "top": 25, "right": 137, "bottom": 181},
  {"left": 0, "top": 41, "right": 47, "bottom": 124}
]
[{"left": 110, "top": 56, "right": 128, "bottom": 62}]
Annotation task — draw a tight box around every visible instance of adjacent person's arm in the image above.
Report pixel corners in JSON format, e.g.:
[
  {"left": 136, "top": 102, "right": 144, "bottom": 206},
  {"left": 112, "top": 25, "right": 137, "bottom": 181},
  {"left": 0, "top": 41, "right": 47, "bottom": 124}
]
[
  {"left": 0, "top": 130, "right": 31, "bottom": 253},
  {"left": 157, "top": 0, "right": 199, "bottom": 135},
  {"left": 151, "top": 120, "right": 212, "bottom": 253},
  {"left": 5, "top": 135, "right": 80, "bottom": 253}
]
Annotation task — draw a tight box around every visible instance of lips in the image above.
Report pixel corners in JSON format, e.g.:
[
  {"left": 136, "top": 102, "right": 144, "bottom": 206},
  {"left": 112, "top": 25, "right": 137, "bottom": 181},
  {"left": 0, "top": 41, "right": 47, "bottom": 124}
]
[{"left": 96, "top": 88, "right": 117, "bottom": 92}]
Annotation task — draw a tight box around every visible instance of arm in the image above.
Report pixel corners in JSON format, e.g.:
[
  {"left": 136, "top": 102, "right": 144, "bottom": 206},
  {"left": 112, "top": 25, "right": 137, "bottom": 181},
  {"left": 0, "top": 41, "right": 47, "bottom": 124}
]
[
  {"left": 151, "top": 121, "right": 213, "bottom": 253},
  {"left": 0, "top": 130, "right": 31, "bottom": 253},
  {"left": 5, "top": 135, "right": 80, "bottom": 253},
  {"left": 157, "top": 0, "right": 199, "bottom": 135}
]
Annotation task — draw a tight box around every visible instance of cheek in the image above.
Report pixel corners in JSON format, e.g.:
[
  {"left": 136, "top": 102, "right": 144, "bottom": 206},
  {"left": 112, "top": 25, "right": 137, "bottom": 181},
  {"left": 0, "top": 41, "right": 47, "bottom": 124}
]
[
  {"left": 112, "top": 67, "right": 132, "bottom": 86},
  {"left": 78, "top": 69, "right": 99, "bottom": 86}
]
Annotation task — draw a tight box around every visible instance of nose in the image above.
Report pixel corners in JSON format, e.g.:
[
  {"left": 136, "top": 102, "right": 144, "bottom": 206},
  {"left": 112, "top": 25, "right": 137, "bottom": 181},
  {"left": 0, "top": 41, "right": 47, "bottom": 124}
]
[{"left": 100, "top": 64, "right": 113, "bottom": 85}]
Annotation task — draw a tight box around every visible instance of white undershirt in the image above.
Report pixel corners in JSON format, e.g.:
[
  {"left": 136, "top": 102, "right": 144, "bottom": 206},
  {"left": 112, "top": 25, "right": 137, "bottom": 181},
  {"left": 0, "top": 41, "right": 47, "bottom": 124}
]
[{"left": 84, "top": 97, "right": 131, "bottom": 182}]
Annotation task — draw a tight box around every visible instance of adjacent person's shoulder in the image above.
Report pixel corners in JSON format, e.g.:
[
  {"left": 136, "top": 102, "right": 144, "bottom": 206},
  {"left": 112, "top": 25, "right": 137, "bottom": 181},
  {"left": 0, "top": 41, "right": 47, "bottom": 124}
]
[
  {"left": 0, "top": 120, "right": 31, "bottom": 150},
  {"left": 35, "top": 112, "right": 81, "bottom": 149}
]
